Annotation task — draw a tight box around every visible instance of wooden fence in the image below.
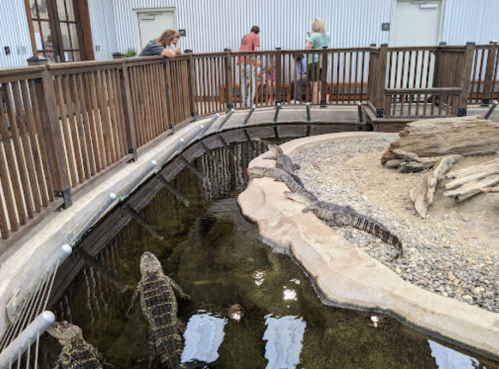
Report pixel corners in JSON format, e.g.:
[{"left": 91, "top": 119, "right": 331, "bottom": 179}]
[{"left": 1, "top": 42, "right": 498, "bottom": 242}]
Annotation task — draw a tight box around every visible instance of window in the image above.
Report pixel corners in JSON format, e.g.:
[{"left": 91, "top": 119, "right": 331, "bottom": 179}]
[{"left": 25, "top": 0, "right": 93, "bottom": 62}]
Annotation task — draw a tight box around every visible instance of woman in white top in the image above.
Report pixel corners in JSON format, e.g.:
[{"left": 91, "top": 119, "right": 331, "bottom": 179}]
[{"left": 305, "top": 18, "right": 330, "bottom": 105}]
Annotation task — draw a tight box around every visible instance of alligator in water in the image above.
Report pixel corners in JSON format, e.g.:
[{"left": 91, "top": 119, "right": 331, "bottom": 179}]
[
  {"left": 248, "top": 166, "right": 317, "bottom": 203},
  {"left": 47, "top": 321, "right": 106, "bottom": 369},
  {"left": 263, "top": 144, "right": 303, "bottom": 186},
  {"left": 285, "top": 191, "right": 403, "bottom": 259},
  {"left": 128, "top": 251, "right": 191, "bottom": 369}
]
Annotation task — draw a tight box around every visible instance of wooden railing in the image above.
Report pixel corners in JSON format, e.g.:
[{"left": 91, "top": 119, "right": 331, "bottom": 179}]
[
  {"left": 385, "top": 87, "right": 463, "bottom": 118},
  {"left": 0, "top": 42, "right": 497, "bottom": 242}
]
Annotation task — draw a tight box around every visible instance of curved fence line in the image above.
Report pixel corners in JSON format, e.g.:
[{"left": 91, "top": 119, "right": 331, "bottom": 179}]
[{"left": 0, "top": 42, "right": 497, "bottom": 243}]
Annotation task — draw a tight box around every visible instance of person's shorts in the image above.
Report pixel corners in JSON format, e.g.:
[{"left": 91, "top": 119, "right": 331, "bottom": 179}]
[{"left": 308, "top": 62, "right": 321, "bottom": 82}]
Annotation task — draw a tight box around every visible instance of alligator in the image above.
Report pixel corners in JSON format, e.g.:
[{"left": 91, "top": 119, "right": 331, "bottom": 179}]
[
  {"left": 263, "top": 144, "right": 303, "bottom": 186},
  {"left": 47, "top": 321, "right": 105, "bottom": 369},
  {"left": 248, "top": 166, "right": 317, "bottom": 202},
  {"left": 285, "top": 191, "right": 403, "bottom": 259},
  {"left": 128, "top": 251, "right": 191, "bottom": 369}
]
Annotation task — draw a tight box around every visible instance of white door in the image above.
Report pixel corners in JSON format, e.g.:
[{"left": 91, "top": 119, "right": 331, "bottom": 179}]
[
  {"left": 393, "top": 0, "right": 442, "bottom": 47},
  {"left": 391, "top": 1, "right": 442, "bottom": 88},
  {"left": 137, "top": 10, "right": 176, "bottom": 49}
]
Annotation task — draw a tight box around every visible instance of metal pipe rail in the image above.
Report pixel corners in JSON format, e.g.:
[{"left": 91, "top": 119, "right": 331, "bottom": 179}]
[{"left": 0, "top": 311, "right": 55, "bottom": 369}]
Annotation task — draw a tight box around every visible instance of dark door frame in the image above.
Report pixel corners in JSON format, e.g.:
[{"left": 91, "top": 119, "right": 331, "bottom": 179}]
[{"left": 23, "top": 0, "right": 95, "bottom": 61}]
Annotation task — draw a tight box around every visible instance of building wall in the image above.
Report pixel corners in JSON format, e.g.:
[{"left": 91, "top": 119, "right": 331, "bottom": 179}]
[
  {"left": 1, "top": 0, "right": 499, "bottom": 68},
  {"left": 111, "top": 0, "right": 392, "bottom": 55},
  {"left": 441, "top": 0, "right": 499, "bottom": 44},
  {"left": 88, "top": 0, "right": 119, "bottom": 60},
  {"left": 0, "top": 0, "right": 34, "bottom": 68}
]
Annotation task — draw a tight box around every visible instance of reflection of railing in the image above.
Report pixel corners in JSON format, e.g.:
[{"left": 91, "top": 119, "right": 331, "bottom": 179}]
[{"left": 0, "top": 42, "right": 495, "bottom": 242}]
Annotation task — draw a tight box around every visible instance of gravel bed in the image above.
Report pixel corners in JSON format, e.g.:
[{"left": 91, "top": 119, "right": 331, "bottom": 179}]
[{"left": 292, "top": 137, "right": 499, "bottom": 313}]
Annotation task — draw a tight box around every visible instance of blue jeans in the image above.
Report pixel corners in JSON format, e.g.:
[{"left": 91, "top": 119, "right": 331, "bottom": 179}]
[
  {"left": 241, "top": 64, "right": 255, "bottom": 107},
  {"left": 290, "top": 77, "right": 308, "bottom": 101}
]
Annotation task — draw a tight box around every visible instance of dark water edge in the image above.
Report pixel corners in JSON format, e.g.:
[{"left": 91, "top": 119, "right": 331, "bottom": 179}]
[{"left": 39, "top": 125, "right": 498, "bottom": 369}]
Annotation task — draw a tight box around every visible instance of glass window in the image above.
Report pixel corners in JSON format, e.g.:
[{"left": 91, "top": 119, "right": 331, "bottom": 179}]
[{"left": 69, "top": 23, "right": 79, "bottom": 49}]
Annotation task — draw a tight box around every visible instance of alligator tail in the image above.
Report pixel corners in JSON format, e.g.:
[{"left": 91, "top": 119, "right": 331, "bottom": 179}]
[
  {"left": 353, "top": 216, "right": 403, "bottom": 259},
  {"left": 158, "top": 332, "right": 183, "bottom": 369}
]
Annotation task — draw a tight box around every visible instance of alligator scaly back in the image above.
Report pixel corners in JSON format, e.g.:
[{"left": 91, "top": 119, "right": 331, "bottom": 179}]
[
  {"left": 263, "top": 144, "right": 303, "bottom": 186},
  {"left": 248, "top": 166, "right": 317, "bottom": 202},
  {"left": 128, "top": 251, "right": 190, "bottom": 369},
  {"left": 285, "top": 191, "right": 403, "bottom": 259},
  {"left": 47, "top": 321, "right": 104, "bottom": 369}
]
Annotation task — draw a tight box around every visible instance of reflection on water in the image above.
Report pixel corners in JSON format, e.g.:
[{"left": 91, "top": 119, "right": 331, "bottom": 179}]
[
  {"left": 182, "top": 312, "right": 227, "bottom": 365},
  {"left": 263, "top": 315, "right": 306, "bottom": 369},
  {"left": 40, "top": 127, "right": 498, "bottom": 369},
  {"left": 429, "top": 340, "right": 487, "bottom": 369}
]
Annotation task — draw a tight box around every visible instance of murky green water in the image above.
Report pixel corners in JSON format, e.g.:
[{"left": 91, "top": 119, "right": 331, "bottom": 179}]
[{"left": 40, "top": 125, "right": 498, "bottom": 369}]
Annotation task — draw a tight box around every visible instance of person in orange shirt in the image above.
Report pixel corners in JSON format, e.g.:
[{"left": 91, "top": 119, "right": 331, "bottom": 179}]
[{"left": 238, "top": 26, "right": 260, "bottom": 107}]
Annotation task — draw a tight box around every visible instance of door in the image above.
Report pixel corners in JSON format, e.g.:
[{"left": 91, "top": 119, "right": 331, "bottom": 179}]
[
  {"left": 137, "top": 10, "right": 176, "bottom": 49},
  {"left": 27, "top": 0, "right": 87, "bottom": 62},
  {"left": 393, "top": 0, "right": 442, "bottom": 47},
  {"left": 391, "top": 0, "right": 443, "bottom": 88}
]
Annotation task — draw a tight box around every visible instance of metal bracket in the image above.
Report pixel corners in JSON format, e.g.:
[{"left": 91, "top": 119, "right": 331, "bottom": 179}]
[
  {"left": 54, "top": 188, "right": 72, "bottom": 209},
  {"left": 306, "top": 103, "right": 313, "bottom": 122},
  {"left": 199, "top": 141, "right": 222, "bottom": 164},
  {"left": 376, "top": 108, "right": 384, "bottom": 119},
  {"left": 458, "top": 108, "right": 467, "bottom": 117},
  {"left": 179, "top": 155, "right": 208, "bottom": 181},
  {"left": 481, "top": 98, "right": 490, "bottom": 107},
  {"left": 242, "top": 129, "right": 255, "bottom": 151},
  {"left": 169, "top": 124, "right": 175, "bottom": 135},
  {"left": 216, "top": 133, "right": 236, "bottom": 158},
  {"left": 271, "top": 103, "right": 281, "bottom": 123},
  {"left": 156, "top": 175, "right": 190, "bottom": 207},
  {"left": 128, "top": 148, "right": 138, "bottom": 162}
]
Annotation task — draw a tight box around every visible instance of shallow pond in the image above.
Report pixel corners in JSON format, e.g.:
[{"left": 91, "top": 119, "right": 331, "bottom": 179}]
[{"left": 40, "top": 125, "right": 498, "bottom": 369}]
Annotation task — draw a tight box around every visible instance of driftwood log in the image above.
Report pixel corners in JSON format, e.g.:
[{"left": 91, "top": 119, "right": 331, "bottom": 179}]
[
  {"left": 444, "top": 157, "right": 499, "bottom": 201},
  {"left": 410, "top": 156, "right": 462, "bottom": 218},
  {"left": 381, "top": 116, "right": 499, "bottom": 164},
  {"left": 392, "top": 149, "right": 463, "bottom": 173}
]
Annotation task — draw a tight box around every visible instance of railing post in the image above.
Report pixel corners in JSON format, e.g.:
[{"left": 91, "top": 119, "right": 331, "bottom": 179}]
[
  {"left": 184, "top": 49, "right": 198, "bottom": 120},
  {"left": 376, "top": 43, "right": 388, "bottom": 118},
  {"left": 367, "top": 44, "right": 378, "bottom": 111},
  {"left": 433, "top": 41, "right": 447, "bottom": 88},
  {"left": 459, "top": 41, "right": 476, "bottom": 116},
  {"left": 114, "top": 52, "right": 138, "bottom": 161},
  {"left": 275, "top": 47, "right": 282, "bottom": 104},
  {"left": 320, "top": 45, "right": 328, "bottom": 107},
  {"left": 164, "top": 59, "right": 175, "bottom": 129},
  {"left": 224, "top": 48, "right": 234, "bottom": 110},
  {"left": 481, "top": 40, "right": 498, "bottom": 106},
  {"left": 27, "top": 56, "right": 72, "bottom": 208}
]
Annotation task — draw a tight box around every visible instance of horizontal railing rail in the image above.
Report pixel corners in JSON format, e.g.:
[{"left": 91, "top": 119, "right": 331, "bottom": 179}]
[{"left": 0, "top": 42, "right": 494, "bottom": 243}]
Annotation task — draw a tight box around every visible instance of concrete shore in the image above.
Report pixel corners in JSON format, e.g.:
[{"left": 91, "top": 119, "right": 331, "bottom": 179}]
[{"left": 237, "top": 131, "right": 499, "bottom": 360}]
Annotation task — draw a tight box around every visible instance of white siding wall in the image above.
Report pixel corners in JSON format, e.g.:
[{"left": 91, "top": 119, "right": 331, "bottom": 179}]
[
  {"left": 441, "top": 0, "right": 499, "bottom": 44},
  {"left": 2, "top": 0, "right": 499, "bottom": 68},
  {"left": 88, "top": 0, "right": 118, "bottom": 60},
  {"left": 0, "top": 0, "right": 34, "bottom": 68},
  {"left": 112, "top": 0, "right": 392, "bottom": 55}
]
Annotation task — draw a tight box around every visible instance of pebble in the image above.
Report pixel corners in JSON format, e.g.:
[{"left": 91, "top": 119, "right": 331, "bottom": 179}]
[{"left": 293, "top": 138, "right": 499, "bottom": 314}]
